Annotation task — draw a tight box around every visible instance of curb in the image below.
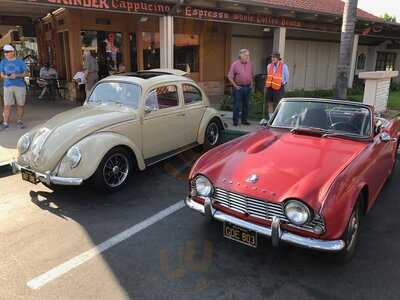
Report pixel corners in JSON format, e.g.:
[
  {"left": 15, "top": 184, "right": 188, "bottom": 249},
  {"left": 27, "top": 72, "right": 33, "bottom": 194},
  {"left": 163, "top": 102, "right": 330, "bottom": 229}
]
[{"left": 224, "top": 129, "right": 250, "bottom": 138}]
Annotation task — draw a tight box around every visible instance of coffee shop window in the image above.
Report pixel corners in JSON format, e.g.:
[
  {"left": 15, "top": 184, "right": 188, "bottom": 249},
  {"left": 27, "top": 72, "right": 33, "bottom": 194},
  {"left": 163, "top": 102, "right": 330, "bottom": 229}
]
[
  {"left": 357, "top": 53, "right": 366, "bottom": 70},
  {"left": 81, "top": 31, "right": 123, "bottom": 78},
  {"left": 174, "top": 34, "right": 199, "bottom": 73},
  {"left": 375, "top": 52, "right": 397, "bottom": 71},
  {"left": 142, "top": 32, "right": 160, "bottom": 70}
]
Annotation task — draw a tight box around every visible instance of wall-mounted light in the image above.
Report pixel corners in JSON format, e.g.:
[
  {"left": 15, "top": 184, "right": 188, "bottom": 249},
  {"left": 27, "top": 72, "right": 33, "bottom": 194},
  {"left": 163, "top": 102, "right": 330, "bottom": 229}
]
[
  {"left": 263, "top": 28, "right": 271, "bottom": 32},
  {"left": 140, "top": 16, "right": 149, "bottom": 23}
]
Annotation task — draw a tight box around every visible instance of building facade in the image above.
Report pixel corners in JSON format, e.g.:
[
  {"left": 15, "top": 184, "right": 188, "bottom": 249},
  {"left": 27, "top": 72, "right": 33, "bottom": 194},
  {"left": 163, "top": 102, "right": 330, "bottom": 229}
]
[{"left": 5, "top": 0, "right": 399, "bottom": 100}]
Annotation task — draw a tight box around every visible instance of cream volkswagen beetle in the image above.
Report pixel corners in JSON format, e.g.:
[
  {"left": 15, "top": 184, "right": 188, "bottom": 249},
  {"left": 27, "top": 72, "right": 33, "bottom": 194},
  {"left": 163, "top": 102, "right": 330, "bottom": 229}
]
[{"left": 12, "top": 69, "right": 225, "bottom": 192}]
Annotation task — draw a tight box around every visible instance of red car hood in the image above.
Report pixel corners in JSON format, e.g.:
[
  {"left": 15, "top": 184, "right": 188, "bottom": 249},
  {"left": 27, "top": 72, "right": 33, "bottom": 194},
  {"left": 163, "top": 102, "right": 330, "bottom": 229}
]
[{"left": 192, "top": 128, "right": 367, "bottom": 211}]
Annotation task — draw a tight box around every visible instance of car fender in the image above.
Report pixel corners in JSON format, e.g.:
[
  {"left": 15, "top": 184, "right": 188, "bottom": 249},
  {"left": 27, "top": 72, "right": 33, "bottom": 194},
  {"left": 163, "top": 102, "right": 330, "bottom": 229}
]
[
  {"left": 197, "top": 108, "right": 225, "bottom": 145},
  {"left": 320, "top": 150, "right": 371, "bottom": 240},
  {"left": 57, "top": 132, "right": 145, "bottom": 180}
]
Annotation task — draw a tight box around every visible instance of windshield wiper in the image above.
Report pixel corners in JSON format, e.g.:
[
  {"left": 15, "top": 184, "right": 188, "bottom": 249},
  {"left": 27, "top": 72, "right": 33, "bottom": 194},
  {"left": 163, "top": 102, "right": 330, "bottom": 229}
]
[
  {"left": 322, "top": 132, "right": 366, "bottom": 141},
  {"left": 290, "top": 127, "right": 328, "bottom": 136}
]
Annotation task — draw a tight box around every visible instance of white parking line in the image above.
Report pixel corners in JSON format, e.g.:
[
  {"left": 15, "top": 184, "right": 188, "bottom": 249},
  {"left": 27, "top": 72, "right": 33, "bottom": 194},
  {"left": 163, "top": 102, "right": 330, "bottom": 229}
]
[{"left": 27, "top": 200, "right": 186, "bottom": 290}]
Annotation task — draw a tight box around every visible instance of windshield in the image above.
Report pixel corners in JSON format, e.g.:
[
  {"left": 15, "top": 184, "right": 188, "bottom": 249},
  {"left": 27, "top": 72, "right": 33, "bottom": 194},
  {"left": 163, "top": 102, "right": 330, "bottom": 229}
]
[
  {"left": 88, "top": 82, "right": 141, "bottom": 109},
  {"left": 271, "top": 100, "right": 372, "bottom": 138}
]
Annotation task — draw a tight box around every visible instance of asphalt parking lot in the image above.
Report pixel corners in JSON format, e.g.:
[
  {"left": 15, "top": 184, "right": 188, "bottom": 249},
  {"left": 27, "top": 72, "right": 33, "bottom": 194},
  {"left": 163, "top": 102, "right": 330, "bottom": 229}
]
[{"left": 1, "top": 135, "right": 400, "bottom": 300}]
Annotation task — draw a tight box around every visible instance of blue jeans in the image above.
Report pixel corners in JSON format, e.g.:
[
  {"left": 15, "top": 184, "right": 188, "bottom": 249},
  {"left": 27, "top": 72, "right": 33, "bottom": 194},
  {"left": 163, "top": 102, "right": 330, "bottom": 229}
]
[{"left": 232, "top": 85, "right": 251, "bottom": 124}]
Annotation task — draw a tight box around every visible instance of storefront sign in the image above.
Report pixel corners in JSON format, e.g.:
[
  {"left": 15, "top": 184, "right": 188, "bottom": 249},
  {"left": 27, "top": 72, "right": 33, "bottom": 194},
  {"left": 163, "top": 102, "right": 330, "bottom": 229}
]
[
  {"left": 16, "top": 0, "right": 341, "bottom": 32},
  {"left": 181, "top": 6, "right": 340, "bottom": 33},
  {"left": 16, "top": 0, "right": 171, "bottom": 14}
]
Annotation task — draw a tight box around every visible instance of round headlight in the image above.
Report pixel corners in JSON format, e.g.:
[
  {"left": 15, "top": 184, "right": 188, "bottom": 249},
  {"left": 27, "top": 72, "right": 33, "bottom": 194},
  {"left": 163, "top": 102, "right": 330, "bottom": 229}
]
[
  {"left": 284, "top": 200, "right": 311, "bottom": 226},
  {"left": 63, "top": 146, "right": 82, "bottom": 169},
  {"left": 194, "top": 175, "right": 213, "bottom": 197},
  {"left": 17, "top": 133, "right": 32, "bottom": 154}
]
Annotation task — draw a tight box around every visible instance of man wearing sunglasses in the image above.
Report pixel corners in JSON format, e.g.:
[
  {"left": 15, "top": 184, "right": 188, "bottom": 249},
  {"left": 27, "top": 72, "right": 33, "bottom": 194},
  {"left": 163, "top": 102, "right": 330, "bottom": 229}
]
[{"left": 0, "top": 44, "right": 28, "bottom": 130}]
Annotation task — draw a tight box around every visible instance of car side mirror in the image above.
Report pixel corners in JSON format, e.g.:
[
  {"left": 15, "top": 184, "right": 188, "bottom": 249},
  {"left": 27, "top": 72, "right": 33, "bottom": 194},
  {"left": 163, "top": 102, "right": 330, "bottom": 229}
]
[
  {"left": 259, "top": 118, "right": 269, "bottom": 127},
  {"left": 144, "top": 105, "right": 154, "bottom": 113},
  {"left": 374, "top": 118, "right": 384, "bottom": 136},
  {"left": 375, "top": 124, "right": 382, "bottom": 135},
  {"left": 380, "top": 131, "right": 396, "bottom": 143}
]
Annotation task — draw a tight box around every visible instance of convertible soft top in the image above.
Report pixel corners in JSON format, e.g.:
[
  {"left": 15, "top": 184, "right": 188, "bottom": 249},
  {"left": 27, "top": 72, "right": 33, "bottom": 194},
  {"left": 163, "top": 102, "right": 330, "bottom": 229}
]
[{"left": 121, "top": 69, "right": 188, "bottom": 80}]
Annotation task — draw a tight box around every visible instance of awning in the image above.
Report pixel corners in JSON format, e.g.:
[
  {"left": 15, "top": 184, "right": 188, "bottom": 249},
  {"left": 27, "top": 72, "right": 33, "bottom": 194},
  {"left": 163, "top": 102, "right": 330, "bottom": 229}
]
[{"left": 1, "top": 0, "right": 399, "bottom": 39}]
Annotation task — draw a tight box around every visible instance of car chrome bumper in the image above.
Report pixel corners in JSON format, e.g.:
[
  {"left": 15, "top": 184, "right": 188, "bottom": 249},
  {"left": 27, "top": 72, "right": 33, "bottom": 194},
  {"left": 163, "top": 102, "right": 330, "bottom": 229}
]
[
  {"left": 11, "top": 160, "right": 83, "bottom": 186},
  {"left": 185, "top": 196, "right": 345, "bottom": 252}
]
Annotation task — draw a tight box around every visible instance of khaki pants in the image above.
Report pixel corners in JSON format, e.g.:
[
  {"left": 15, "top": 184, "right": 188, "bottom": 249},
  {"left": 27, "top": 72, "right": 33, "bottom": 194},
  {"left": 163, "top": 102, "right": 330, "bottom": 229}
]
[{"left": 4, "top": 86, "right": 26, "bottom": 106}]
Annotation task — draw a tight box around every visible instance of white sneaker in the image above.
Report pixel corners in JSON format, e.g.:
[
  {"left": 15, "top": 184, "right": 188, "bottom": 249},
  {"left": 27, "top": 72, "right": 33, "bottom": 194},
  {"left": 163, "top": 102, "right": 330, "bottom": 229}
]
[{"left": 0, "top": 123, "right": 9, "bottom": 130}]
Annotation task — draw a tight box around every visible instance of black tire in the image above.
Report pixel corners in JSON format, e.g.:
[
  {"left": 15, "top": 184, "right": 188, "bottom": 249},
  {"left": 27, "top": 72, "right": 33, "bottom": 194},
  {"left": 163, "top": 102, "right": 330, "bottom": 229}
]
[
  {"left": 335, "top": 198, "right": 363, "bottom": 264},
  {"left": 203, "top": 120, "right": 222, "bottom": 150},
  {"left": 91, "top": 147, "right": 132, "bottom": 193}
]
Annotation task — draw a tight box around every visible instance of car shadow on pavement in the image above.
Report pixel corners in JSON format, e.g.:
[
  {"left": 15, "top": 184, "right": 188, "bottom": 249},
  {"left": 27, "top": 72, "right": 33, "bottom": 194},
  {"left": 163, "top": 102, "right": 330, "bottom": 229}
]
[
  {"left": 0, "top": 165, "right": 12, "bottom": 178},
  {"left": 24, "top": 146, "right": 400, "bottom": 299}
]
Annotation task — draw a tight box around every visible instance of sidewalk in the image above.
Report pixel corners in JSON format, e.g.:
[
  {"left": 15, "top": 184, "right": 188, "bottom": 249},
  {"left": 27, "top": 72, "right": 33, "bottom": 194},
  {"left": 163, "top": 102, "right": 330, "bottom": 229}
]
[
  {"left": 0, "top": 97, "right": 77, "bottom": 166},
  {"left": 220, "top": 111, "right": 261, "bottom": 134}
]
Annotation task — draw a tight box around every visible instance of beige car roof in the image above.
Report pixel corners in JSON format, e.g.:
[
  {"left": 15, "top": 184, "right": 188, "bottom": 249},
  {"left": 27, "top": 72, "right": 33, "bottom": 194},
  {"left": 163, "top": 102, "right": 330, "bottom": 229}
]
[{"left": 101, "top": 71, "right": 195, "bottom": 92}]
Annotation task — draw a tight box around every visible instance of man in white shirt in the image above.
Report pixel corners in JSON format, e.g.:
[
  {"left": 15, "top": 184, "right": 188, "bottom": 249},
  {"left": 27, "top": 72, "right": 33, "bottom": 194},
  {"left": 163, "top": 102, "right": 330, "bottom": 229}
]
[
  {"left": 73, "top": 67, "right": 87, "bottom": 105},
  {"left": 38, "top": 63, "right": 58, "bottom": 99},
  {"left": 84, "top": 51, "right": 99, "bottom": 94},
  {"left": 39, "top": 63, "right": 57, "bottom": 80}
]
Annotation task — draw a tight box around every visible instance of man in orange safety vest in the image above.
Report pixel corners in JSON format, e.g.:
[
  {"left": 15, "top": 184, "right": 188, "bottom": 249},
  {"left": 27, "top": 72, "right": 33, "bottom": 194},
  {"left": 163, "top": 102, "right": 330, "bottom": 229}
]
[{"left": 265, "top": 52, "right": 289, "bottom": 120}]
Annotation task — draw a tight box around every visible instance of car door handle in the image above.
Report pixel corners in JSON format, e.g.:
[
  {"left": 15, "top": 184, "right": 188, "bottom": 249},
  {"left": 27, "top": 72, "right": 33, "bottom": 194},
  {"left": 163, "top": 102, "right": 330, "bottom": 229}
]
[{"left": 177, "top": 112, "right": 186, "bottom": 117}]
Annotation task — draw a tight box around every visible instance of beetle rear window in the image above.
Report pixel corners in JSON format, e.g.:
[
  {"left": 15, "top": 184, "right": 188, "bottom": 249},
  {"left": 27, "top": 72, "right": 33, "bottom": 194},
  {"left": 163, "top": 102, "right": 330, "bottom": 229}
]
[{"left": 88, "top": 82, "right": 141, "bottom": 109}]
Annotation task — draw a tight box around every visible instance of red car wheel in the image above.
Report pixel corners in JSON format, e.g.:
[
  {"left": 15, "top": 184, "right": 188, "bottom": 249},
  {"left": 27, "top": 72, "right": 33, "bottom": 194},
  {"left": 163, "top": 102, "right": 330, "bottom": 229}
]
[{"left": 336, "top": 198, "right": 363, "bottom": 263}]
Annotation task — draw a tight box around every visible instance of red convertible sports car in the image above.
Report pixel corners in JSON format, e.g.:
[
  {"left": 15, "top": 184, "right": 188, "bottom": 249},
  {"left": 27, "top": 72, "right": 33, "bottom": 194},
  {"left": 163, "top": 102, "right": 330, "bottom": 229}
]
[{"left": 186, "top": 98, "right": 400, "bottom": 262}]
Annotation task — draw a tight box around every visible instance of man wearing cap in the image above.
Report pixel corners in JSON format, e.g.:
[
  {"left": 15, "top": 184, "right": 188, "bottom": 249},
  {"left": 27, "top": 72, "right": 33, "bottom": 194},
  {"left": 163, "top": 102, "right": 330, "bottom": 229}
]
[
  {"left": 0, "top": 44, "right": 28, "bottom": 130},
  {"left": 227, "top": 49, "right": 254, "bottom": 126},
  {"left": 265, "top": 52, "right": 289, "bottom": 120}
]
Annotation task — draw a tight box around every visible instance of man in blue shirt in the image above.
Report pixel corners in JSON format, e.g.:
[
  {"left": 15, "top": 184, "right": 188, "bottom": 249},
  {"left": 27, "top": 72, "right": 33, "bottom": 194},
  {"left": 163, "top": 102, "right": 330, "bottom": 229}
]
[{"left": 0, "top": 44, "right": 28, "bottom": 130}]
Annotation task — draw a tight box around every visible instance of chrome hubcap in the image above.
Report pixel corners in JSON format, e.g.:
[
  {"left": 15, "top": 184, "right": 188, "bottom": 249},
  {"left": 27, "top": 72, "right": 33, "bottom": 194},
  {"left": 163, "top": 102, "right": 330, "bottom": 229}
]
[
  {"left": 103, "top": 153, "right": 129, "bottom": 188},
  {"left": 206, "top": 123, "right": 219, "bottom": 146},
  {"left": 347, "top": 209, "right": 359, "bottom": 250}
]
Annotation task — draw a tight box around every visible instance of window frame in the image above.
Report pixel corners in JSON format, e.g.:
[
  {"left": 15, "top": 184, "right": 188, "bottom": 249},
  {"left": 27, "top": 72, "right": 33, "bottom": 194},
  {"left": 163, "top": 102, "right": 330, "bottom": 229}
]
[
  {"left": 144, "top": 84, "right": 181, "bottom": 113},
  {"left": 182, "top": 83, "right": 203, "bottom": 106},
  {"left": 356, "top": 53, "right": 366, "bottom": 70},
  {"left": 270, "top": 100, "right": 374, "bottom": 139},
  {"left": 87, "top": 81, "right": 142, "bottom": 109},
  {"left": 375, "top": 51, "right": 397, "bottom": 71},
  {"left": 174, "top": 33, "right": 200, "bottom": 73}
]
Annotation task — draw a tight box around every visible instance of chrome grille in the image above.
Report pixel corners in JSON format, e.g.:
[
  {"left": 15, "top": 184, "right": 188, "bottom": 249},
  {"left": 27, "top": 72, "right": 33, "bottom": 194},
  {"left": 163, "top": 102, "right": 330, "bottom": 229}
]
[{"left": 212, "top": 188, "right": 325, "bottom": 232}]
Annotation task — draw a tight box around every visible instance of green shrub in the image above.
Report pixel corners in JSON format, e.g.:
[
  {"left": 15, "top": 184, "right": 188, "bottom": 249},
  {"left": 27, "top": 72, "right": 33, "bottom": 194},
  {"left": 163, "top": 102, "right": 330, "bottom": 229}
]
[
  {"left": 219, "top": 91, "right": 265, "bottom": 119},
  {"left": 218, "top": 86, "right": 400, "bottom": 117},
  {"left": 391, "top": 81, "right": 400, "bottom": 91},
  {"left": 220, "top": 94, "right": 233, "bottom": 111}
]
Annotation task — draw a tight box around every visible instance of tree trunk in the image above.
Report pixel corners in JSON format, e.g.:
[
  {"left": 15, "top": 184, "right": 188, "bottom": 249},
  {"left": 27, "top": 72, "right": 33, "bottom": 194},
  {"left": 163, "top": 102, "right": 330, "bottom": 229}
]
[{"left": 335, "top": 0, "right": 359, "bottom": 100}]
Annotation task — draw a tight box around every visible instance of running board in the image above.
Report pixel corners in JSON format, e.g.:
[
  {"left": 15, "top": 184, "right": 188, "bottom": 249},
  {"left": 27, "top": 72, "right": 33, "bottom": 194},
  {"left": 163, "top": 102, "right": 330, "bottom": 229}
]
[{"left": 144, "top": 142, "right": 199, "bottom": 167}]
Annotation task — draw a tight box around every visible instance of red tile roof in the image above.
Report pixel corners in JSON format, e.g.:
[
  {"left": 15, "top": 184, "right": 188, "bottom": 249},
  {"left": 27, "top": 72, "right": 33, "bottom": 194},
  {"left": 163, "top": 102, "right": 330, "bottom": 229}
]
[{"left": 259, "top": 0, "right": 380, "bottom": 21}]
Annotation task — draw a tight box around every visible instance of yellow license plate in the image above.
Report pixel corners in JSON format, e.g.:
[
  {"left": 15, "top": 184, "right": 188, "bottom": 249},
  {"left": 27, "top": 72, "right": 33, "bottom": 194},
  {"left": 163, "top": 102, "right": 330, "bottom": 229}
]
[{"left": 223, "top": 223, "right": 257, "bottom": 248}]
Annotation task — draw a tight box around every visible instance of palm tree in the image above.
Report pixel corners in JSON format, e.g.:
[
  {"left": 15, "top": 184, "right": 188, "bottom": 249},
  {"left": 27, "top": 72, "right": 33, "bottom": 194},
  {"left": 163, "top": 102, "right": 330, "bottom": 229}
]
[{"left": 335, "top": 0, "right": 359, "bottom": 100}]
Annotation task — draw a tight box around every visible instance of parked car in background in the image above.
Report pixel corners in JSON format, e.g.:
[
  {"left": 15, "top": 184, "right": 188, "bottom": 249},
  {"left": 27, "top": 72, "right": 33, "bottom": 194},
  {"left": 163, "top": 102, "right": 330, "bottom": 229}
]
[
  {"left": 186, "top": 98, "right": 400, "bottom": 262},
  {"left": 13, "top": 69, "right": 225, "bottom": 192}
]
